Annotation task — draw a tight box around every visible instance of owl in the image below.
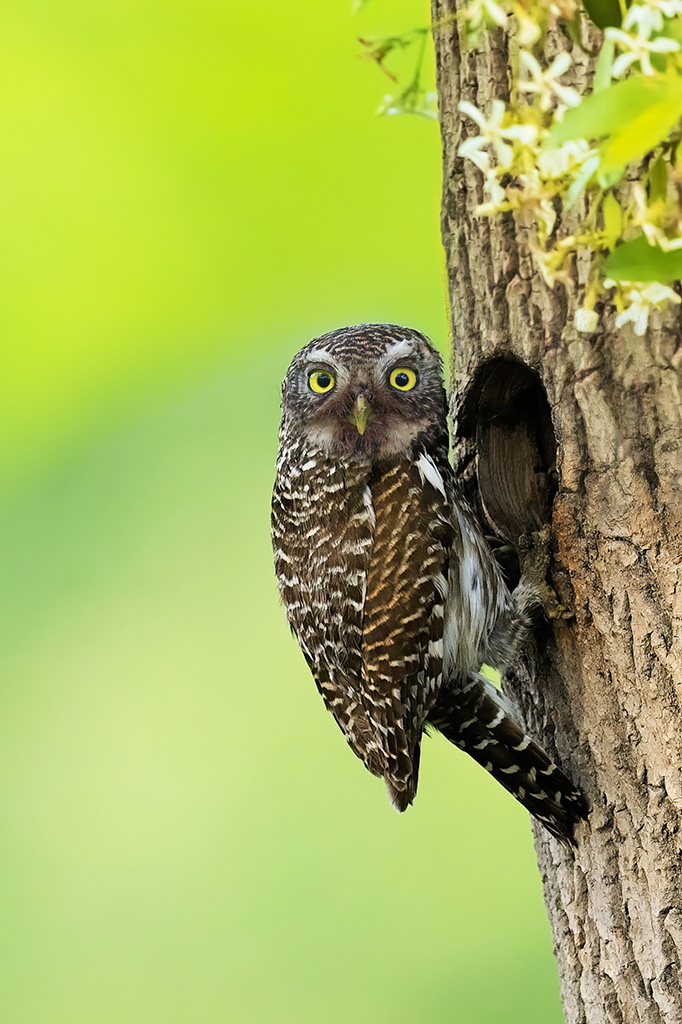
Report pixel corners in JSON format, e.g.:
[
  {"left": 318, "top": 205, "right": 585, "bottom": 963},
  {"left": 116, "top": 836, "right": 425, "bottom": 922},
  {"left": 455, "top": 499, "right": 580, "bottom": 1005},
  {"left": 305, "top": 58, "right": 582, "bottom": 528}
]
[{"left": 271, "top": 324, "right": 586, "bottom": 844}]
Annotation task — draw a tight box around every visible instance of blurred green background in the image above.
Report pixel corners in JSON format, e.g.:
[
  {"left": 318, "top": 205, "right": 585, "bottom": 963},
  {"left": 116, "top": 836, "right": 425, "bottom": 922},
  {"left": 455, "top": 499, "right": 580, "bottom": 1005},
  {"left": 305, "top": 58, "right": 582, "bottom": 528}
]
[{"left": 0, "top": 1, "right": 562, "bottom": 1021}]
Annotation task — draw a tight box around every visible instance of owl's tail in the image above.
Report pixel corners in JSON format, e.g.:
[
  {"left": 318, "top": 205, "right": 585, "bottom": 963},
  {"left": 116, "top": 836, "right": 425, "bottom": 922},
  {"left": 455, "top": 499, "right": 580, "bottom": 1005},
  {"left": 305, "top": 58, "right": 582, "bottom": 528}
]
[
  {"left": 428, "top": 674, "right": 587, "bottom": 846},
  {"left": 383, "top": 745, "right": 420, "bottom": 813}
]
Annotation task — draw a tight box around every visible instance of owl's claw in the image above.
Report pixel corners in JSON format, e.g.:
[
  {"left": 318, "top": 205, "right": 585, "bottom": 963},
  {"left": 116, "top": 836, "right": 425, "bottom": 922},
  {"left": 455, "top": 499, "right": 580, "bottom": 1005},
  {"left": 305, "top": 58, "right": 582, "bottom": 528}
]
[
  {"left": 535, "top": 583, "right": 574, "bottom": 621},
  {"left": 517, "top": 526, "right": 575, "bottom": 622}
]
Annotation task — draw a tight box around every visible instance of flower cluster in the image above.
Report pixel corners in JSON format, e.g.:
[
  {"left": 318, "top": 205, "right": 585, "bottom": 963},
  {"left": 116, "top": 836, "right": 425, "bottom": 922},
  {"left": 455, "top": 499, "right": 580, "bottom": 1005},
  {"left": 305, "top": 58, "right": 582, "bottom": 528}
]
[
  {"left": 457, "top": 0, "right": 682, "bottom": 334},
  {"left": 458, "top": 56, "right": 595, "bottom": 277},
  {"left": 604, "top": 279, "right": 681, "bottom": 335}
]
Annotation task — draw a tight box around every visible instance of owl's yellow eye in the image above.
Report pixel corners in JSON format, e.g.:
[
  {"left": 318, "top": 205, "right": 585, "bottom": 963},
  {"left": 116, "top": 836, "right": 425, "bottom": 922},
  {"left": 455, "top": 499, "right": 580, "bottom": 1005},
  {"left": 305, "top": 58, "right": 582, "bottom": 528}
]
[
  {"left": 389, "top": 367, "right": 417, "bottom": 391},
  {"left": 308, "top": 370, "right": 335, "bottom": 394}
]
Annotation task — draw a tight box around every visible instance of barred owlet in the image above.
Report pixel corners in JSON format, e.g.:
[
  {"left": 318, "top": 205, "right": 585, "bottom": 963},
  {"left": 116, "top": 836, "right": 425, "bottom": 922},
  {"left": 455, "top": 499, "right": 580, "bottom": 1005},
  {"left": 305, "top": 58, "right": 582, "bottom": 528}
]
[{"left": 271, "top": 324, "right": 586, "bottom": 844}]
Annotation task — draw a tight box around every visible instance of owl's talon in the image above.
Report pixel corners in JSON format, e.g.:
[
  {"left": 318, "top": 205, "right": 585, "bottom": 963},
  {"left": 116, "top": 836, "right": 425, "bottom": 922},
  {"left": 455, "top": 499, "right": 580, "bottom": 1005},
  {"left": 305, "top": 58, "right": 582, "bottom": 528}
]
[
  {"left": 517, "top": 527, "right": 574, "bottom": 621},
  {"left": 535, "top": 582, "right": 575, "bottom": 621}
]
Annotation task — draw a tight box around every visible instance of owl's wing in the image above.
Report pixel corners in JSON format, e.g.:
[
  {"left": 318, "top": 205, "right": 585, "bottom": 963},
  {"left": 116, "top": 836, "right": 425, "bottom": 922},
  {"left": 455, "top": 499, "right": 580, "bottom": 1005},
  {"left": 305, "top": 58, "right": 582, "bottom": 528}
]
[
  {"left": 358, "top": 453, "right": 454, "bottom": 811},
  {"left": 273, "top": 459, "right": 383, "bottom": 780},
  {"left": 274, "top": 450, "right": 453, "bottom": 809}
]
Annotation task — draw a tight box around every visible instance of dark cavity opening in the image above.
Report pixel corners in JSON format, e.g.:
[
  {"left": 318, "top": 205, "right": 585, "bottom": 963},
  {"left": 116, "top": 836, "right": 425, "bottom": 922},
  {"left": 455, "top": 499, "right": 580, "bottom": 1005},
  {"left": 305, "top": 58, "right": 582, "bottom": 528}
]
[{"left": 458, "top": 359, "right": 557, "bottom": 544}]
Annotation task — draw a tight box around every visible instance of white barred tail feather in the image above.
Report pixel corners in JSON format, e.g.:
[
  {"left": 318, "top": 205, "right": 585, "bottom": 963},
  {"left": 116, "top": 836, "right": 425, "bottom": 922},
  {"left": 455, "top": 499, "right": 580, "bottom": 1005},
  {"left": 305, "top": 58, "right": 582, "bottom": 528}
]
[{"left": 428, "top": 675, "right": 587, "bottom": 846}]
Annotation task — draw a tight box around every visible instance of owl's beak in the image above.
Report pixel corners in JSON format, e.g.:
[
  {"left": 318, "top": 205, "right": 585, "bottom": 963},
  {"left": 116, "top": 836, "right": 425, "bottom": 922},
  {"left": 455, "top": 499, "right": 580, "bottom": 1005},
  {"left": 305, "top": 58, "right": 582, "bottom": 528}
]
[{"left": 348, "top": 394, "right": 371, "bottom": 435}]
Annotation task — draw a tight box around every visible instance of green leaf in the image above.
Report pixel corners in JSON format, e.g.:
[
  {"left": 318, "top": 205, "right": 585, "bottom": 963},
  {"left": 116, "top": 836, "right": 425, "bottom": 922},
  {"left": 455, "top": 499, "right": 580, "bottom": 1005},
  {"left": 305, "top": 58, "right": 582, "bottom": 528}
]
[
  {"left": 583, "top": 0, "right": 626, "bottom": 29},
  {"left": 648, "top": 153, "right": 668, "bottom": 203},
  {"left": 600, "top": 80, "right": 682, "bottom": 176},
  {"left": 564, "top": 11, "right": 584, "bottom": 48},
  {"left": 604, "top": 234, "right": 682, "bottom": 282},
  {"left": 549, "top": 77, "right": 682, "bottom": 146},
  {"left": 593, "top": 38, "right": 615, "bottom": 93},
  {"left": 599, "top": 165, "right": 623, "bottom": 189},
  {"left": 602, "top": 192, "right": 622, "bottom": 247},
  {"left": 548, "top": 77, "right": 682, "bottom": 181}
]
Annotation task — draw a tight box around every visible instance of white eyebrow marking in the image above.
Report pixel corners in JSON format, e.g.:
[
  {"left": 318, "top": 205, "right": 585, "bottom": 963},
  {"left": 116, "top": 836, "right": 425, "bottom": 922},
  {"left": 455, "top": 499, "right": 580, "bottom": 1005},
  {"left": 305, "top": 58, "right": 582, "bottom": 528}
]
[
  {"left": 305, "top": 348, "right": 334, "bottom": 363},
  {"left": 381, "top": 339, "right": 415, "bottom": 363},
  {"left": 416, "top": 451, "right": 447, "bottom": 497}
]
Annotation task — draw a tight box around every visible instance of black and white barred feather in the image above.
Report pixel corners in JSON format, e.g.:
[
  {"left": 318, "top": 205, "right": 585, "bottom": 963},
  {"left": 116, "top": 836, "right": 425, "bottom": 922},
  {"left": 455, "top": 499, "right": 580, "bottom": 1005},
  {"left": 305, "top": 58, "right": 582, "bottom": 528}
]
[{"left": 272, "top": 324, "right": 586, "bottom": 845}]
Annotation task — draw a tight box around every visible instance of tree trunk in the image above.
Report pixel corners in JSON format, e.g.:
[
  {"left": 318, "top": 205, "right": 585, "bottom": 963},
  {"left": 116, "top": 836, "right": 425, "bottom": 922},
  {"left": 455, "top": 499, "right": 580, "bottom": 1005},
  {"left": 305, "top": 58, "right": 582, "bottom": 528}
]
[{"left": 431, "top": 5, "right": 682, "bottom": 1022}]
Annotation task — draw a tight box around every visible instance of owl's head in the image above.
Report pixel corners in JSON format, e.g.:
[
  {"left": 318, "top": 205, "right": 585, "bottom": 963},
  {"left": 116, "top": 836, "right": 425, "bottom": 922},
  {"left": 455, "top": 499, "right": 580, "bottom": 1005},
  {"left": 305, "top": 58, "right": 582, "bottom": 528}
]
[{"left": 280, "top": 324, "right": 448, "bottom": 460}]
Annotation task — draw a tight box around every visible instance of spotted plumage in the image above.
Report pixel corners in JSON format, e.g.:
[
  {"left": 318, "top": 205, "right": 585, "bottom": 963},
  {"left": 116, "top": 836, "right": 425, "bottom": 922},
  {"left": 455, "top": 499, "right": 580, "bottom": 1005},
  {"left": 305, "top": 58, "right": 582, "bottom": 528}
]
[{"left": 272, "top": 324, "right": 586, "bottom": 845}]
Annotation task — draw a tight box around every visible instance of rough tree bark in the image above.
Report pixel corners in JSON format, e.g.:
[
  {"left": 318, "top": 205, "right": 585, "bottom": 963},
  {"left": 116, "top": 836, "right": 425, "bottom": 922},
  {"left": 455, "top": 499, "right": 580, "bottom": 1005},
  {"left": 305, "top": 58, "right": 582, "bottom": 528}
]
[{"left": 431, "top": 5, "right": 682, "bottom": 1023}]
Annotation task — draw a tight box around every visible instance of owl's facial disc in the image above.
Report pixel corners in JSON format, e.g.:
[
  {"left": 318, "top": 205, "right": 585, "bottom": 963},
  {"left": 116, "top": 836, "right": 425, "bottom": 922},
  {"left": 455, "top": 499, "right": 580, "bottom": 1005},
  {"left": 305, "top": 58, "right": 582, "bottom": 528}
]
[
  {"left": 282, "top": 326, "right": 447, "bottom": 461},
  {"left": 301, "top": 361, "right": 431, "bottom": 459}
]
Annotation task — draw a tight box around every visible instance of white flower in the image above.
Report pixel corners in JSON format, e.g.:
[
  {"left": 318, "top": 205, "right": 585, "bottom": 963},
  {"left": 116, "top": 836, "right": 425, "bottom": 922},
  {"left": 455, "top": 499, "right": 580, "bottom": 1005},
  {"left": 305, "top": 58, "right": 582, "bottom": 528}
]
[
  {"left": 459, "top": 136, "right": 491, "bottom": 174},
  {"left": 513, "top": 3, "right": 542, "bottom": 45},
  {"left": 464, "top": 0, "right": 508, "bottom": 31},
  {"left": 640, "top": 282, "right": 682, "bottom": 304},
  {"left": 656, "top": 233, "right": 682, "bottom": 251},
  {"left": 606, "top": 278, "right": 681, "bottom": 335},
  {"left": 476, "top": 173, "right": 508, "bottom": 215},
  {"left": 519, "top": 51, "right": 581, "bottom": 111},
  {"left": 532, "top": 236, "right": 576, "bottom": 287},
  {"left": 615, "top": 296, "right": 650, "bottom": 334},
  {"left": 378, "top": 95, "right": 402, "bottom": 116},
  {"left": 628, "top": 182, "right": 682, "bottom": 250},
  {"left": 537, "top": 139, "right": 595, "bottom": 179},
  {"left": 606, "top": 22, "right": 680, "bottom": 77},
  {"left": 547, "top": 0, "right": 579, "bottom": 15},
  {"left": 659, "top": 0, "right": 682, "bottom": 15},
  {"left": 623, "top": 2, "right": 664, "bottom": 34},
  {"left": 537, "top": 196, "right": 558, "bottom": 237},
  {"left": 377, "top": 89, "right": 439, "bottom": 120},
  {"left": 623, "top": 0, "right": 682, "bottom": 36},
  {"left": 575, "top": 307, "right": 599, "bottom": 333},
  {"left": 458, "top": 99, "right": 537, "bottom": 170}
]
